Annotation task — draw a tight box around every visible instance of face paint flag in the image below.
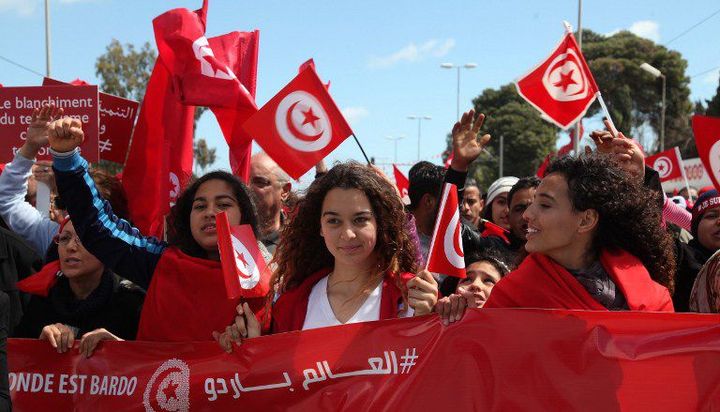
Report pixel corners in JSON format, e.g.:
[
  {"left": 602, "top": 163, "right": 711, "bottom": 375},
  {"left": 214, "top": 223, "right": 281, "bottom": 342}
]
[
  {"left": 426, "top": 183, "right": 466, "bottom": 279},
  {"left": 216, "top": 211, "right": 270, "bottom": 299},
  {"left": 392, "top": 164, "right": 410, "bottom": 205},
  {"left": 242, "top": 65, "right": 354, "bottom": 179},
  {"left": 515, "top": 29, "right": 599, "bottom": 129},
  {"left": 692, "top": 115, "right": 720, "bottom": 191},
  {"left": 645, "top": 147, "right": 685, "bottom": 183}
]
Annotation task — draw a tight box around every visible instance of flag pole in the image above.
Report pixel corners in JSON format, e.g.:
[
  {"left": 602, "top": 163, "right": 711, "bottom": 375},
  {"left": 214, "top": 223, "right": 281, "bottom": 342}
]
[
  {"left": 676, "top": 147, "right": 692, "bottom": 198},
  {"left": 352, "top": 134, "right": 372, "bottom": 165},
  {"left": 595, "top": 92, "right": 618, "bottom": 135}
]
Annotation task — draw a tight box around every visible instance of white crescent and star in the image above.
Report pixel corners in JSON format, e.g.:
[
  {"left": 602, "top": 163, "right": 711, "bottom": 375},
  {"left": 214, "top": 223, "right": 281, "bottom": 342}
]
[
  {"left": 542, "top": 48, "right": 589, "bottom": 102},
  {"left": 274, "top": 91, "right": 332, "bottom": 152},
  {"left": 653, "top": 156, "right": 673, "bottom": 179},
  {"left": 442, "top": 204, "right": 465, "bottom": 270},
  {"left": 231, "top": 235, "right": 261, "bottom": 289}
]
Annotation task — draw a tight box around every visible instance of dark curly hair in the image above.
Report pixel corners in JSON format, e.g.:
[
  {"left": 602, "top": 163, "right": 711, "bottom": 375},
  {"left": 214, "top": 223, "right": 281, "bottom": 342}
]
[
  {"left": 439, "top": 244, "right": 517, "bottom": 296},
  {"left": 271, "top": 161, "right": 419, "bottom": 295},
  {"left": 167, "top": 171, "right": 259, "bottom": 259},
  {"left": 544, "top": 154, "right": 676, "bottom": 292}
]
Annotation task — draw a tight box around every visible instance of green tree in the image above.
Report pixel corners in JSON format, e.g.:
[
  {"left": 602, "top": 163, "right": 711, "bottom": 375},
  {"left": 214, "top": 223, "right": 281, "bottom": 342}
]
[
  {"left": 581, "top": 29, "right": 694, "bottom": 156},
  {"left": 194, "top": 138, "right": 217, "bottom": 174},
  {"left": 444, "top": 84, "right": 559, "bottom": 189},
  {"left": 95, "top": 39, "right": 156, "bottom": 102},
  {"left": 705, "top": 72, "right": 720, "bottom": 117}
]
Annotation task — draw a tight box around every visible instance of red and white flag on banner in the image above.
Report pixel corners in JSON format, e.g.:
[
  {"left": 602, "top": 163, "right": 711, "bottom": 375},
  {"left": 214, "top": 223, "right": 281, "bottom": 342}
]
[
  {"left": 392, "top": 164, "right": 410, "bottom": 204},
  {"left": 426, "top": 183, "right": 466, "bottom": 279},
  {"left": 515, "top": 26, "right": 599, "bottom": 129},
  {"left": 242, "top": 65, "right": 354, "bottom": 179},
  {"left": 216, "top": 211, "right": 270, "bottom": 299},
  {"left": 692, "top": 115, "right": 720, "bottom": 190},
  {"left": 645, "top": 147, "right": 686, "bottom": 183}
]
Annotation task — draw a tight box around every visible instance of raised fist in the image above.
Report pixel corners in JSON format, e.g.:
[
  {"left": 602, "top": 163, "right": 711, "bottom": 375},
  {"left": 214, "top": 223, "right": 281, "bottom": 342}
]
[{"left": 47, "top": 117, "right": 84, "bottom": 153}]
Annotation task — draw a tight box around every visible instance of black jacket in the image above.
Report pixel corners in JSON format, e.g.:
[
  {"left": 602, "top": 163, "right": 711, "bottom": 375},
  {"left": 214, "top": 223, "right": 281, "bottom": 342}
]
[
  {"left": 0, "top": 227, "right": 42, "bottom": 335},
  {"left": 14, "top": 270, "right": 145, "bottom": 340},
  {"left": 673, "top": 239, "right": 713, "bottom": 312}
]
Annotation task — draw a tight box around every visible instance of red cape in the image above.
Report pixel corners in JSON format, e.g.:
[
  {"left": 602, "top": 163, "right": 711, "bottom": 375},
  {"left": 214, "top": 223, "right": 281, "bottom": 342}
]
[
  {"left": 271, "top": 269, "right": 413, "bottom": 334},
  {"left": 137, "top": 247, "right": 266, "bottom": 341},
  {"left": 485, "top": 249, "right": 673, "bottom": 311}
]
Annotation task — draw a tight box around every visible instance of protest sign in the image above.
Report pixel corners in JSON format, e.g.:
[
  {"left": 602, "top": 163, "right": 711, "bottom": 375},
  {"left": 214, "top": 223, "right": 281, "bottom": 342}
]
[{"left": 0, "top": 85, "right": 99, "bottom": 162}]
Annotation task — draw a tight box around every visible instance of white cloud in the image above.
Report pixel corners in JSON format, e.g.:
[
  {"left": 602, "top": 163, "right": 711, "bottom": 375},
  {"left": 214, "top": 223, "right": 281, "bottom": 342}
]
[
  {"left": 703, "top": 70, "right": 720, "bottom": 85},
  {"left": 0, "top": 0, "right": 38, "bottom": 15},
  {"left": 341, "top": 106, "right": 369, "bottom": 125},
  {"left": 368, "top": 38, "right": 455, "bottom": 69},
  {"left": 628, "top": 20, "right": 660, "bottom": 42},
  {"left": 605, "top": 20, "right": 660, "bottom": 43}
]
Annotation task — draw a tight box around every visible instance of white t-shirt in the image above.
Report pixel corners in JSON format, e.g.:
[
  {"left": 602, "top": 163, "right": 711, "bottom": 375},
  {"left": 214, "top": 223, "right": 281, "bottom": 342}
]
[{"left": 302, "top": 275, "right": 382, "bottom": 331}]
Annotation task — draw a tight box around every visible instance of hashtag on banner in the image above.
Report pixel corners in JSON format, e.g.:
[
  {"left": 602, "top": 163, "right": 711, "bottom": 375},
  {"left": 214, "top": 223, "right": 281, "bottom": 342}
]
[{"left": 399, "top": 348, "right": 418, "bottom": 374}]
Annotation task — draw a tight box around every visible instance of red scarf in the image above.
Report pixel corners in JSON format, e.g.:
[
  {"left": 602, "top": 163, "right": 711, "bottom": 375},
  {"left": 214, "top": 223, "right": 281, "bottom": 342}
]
[
  {"left": 485, "top": 249, "right": 673, "bottom": 311},
  {"left": 17, "top": 260, "right": 61, "bottom": 297},
  {"left": 137, "top": 247, "right": 266, "bottom": 341},
  {"left": 271, "top": 269, "right": 413, "bottom": 334}
]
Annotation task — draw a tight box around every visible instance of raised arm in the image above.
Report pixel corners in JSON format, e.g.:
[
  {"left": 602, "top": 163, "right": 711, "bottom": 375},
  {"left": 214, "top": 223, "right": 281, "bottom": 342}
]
[{"left": 48, "top": 117, "right": 165, "bottom": 289}]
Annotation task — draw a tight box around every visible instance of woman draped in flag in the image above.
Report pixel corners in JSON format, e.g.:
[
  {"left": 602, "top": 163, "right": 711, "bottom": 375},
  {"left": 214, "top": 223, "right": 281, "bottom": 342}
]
[
  {"left": 485, "top": 154, "right": 676, "bottom": 311},
  {"left": 44, "top": 116, "right": 268, "bottom": 342},
  {"left": 267, "top": 162, "right": 438, "bottom": 333}
]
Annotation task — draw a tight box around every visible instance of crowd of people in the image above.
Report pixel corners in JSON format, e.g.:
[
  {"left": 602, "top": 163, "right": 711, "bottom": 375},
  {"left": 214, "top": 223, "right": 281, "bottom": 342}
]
[{"left": 0, "top": 102, "right": 719, "bottom": 405}]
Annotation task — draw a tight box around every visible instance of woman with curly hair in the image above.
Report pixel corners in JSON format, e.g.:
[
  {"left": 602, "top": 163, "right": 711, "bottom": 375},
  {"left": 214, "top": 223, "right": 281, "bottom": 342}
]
[
  {"left": 485, "top": 153, "right": 675, "bottom": 311},
  {"left": 268, "top": 161, "right": 438, "bottom": 332}
]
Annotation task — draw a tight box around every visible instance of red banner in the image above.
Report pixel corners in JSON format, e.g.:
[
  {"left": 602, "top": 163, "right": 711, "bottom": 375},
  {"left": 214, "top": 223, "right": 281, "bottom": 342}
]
[
  {"left": 8, "top": 309, "right": 720, "bottom": 410},
  {"left": 43, "top": 78, "right": 139, "bottom": 165},
  {"left": 0, "top": 85, "right": 99, "bottom": 163}
]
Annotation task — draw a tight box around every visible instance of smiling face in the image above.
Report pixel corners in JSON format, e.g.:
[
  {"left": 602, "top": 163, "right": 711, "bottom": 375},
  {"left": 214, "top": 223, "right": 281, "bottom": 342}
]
[
  {"left": 456, "top": 261, "right": 502, "bottom": 308},
  {"left": 320, "top": 188, "right": 378, "bottom": 271},
  {"left": 698, "top": 208, "right": 720, "bottom": 251},
  {"left": 523, "top": 173, "right": 592, "bottom": 263},
  {"left": 490, "top": 193, "right": 510, "bottom": 229},
  {"left": 57, "top": 220, "right": 104, "bottom": 279},
  {"left": 190, "top": 179, "right": 242, "bottom": 257}
]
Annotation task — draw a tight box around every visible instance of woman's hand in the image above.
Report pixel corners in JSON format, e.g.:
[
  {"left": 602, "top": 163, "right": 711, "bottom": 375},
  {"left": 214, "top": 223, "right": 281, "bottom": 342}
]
[
  {"left": 589, "top": 119, "right": 645, "bottom": 181},
  {"left": 434, "top": 293, "right": 468, "bottom": 325},
  {"left": 78, "top": 328, "right": 122, "bottom": 358},
  {"left": 407, "top": 269, "right": 439, "bottom": 316},
  {"left": 20, "top": 105, "right": 64, "bottom": 159},
  {"left": 212, "top": 302, "right": 261, "bottom": 353},
  {"left": 47, "top": 117, "right": 84, "bottom": 153},
  {"left": 39, "top": 323, "right": 75, "bottom": 353},
  {"left": 450, "top": 109, "right": 492, "bottom": 172}
]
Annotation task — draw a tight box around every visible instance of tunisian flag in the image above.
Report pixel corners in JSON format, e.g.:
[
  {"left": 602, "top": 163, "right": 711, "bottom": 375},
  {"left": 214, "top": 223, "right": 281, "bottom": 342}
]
[
  {"left": 242, "top": 66, "right": 354, "bottom": 179},
  {"left": 645, "top": 146, "right": 685, "bottom": 183},
  {"left": 216, "top": 211, "right": 270, "bottom": 299},
  {"left": 426, "top": 183, "right": 466, "bottom": 279},
  {"left": 516, "top": 28, "right": 599, "bottom": 129},
  {"left": 692, "top": 115, "right": 720, "bottom": 191},
  {"left": 392, "top": 164, "right": 410, "bottom": 204}
]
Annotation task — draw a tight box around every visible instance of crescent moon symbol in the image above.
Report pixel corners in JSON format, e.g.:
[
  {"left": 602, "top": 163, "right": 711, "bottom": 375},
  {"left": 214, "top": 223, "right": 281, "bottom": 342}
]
[{"left": 286, "top": 101, "right": 324, "bottom": 142}]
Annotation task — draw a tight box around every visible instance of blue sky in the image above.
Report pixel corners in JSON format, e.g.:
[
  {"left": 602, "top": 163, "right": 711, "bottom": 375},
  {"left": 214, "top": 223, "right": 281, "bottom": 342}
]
[{"left": 1, "top": 0, "right": 719, "bottom": 184}]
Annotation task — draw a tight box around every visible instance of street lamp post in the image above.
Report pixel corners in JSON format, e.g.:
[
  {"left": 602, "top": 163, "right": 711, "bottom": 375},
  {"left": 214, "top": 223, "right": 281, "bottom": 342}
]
[
  {"left": 407, "top": 115, "right": 431, "bottom": 161},
  {"left": 384, "top": 135, "right": 406, "bottom": 163},
  {"left": 441, "top": 63, "right": 478, "bottom": 120},
  {"left": 640, "top": 62, "right": 667, "bottom": 152}
]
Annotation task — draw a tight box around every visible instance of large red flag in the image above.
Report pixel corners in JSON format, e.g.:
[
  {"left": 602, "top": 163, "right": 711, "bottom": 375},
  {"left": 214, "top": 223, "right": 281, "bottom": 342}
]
[
  {"left": 692, "top": 115, "right": 720, "bottom": 191},
  {"left": 122, "top": 4, "right": 206, "bottom": 236},
  {"left": 242, "top": 66, "right": 354, "bottom": 179},
  {"left": 516, "top": 28, "right": 599, "bottom": 129},
  {"left": 426, "top": 183, "right": 466, "bottom": 279},
  {"left": 645, "top": 146, "right": 685, "bottom": 183},
  {"left": 392, "top": 164, "right": 410, "bottom": 204},
  {"left": 216, "top": 211, "right": 270, "bottom": 299}
]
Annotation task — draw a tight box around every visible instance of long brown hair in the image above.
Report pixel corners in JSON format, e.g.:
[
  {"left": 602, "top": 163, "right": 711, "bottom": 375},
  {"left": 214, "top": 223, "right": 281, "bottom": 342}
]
[{"left": 271, "top": 162, "right": 418, "bottom": 295}]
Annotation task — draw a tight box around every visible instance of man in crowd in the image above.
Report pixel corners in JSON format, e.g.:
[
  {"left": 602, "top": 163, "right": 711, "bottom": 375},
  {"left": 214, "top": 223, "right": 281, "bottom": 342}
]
[
  {"left": 506, "top": 177, "right": 541, "bottom": 254},
  {"left": 460, "top": 179, "right": 484, "bottom": 230},
  {"left": 249, "top": 152, "right": 292, "bottom": 255},
  {"left": 407, "top": 161, "right": 445, "bottom": 261}
]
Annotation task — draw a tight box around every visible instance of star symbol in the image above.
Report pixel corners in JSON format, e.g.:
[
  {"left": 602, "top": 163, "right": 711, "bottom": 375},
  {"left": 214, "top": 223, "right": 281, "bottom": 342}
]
[
  {"left": 162, "top": 381, "right": 178, "bottom": 401},
  {"left": 553, "top": 69, "right": 577, "bottom": 92},
  {"left": 235, "top": 250, "right": 248, "bottom": 269},
  {"left": 301, "top": 107, "right": 320, "bottom": 128}
]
